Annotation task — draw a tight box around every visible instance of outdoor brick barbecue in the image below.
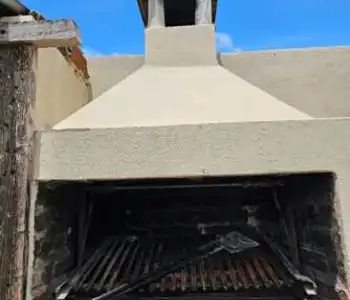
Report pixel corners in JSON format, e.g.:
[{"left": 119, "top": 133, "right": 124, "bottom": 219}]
[{"left": 12, "top": 0, "right": 350, "bottom": 300}]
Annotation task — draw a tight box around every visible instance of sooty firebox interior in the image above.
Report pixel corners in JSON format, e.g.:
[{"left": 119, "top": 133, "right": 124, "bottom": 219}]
[
  {"left": 33, "top": 173, "right": 345, "bottom": 300},
  {"left": 164, "top": 0, "right": 196, "bottom": 27}
]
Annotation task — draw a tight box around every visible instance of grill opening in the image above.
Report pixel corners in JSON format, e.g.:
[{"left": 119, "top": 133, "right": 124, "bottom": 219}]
[{"left": 32, "top": 173, "right": 345, "bottom": 300}]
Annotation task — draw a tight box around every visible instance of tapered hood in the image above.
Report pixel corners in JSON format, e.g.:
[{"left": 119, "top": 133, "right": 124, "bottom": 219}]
[{"left": 54, "top": 25, "right": 310, "bottom": 130}]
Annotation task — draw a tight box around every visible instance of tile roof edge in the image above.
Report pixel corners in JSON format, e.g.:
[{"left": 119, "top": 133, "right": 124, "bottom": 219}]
[{"left": 29, "top": 10, "right": 90, "bottom": 84}]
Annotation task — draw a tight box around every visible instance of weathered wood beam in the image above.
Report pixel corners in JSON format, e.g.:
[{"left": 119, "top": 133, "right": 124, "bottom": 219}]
[
  {"left": 0, "top": 19, "right": 81, "bottom": 48},
  {"left": 0, "top": 15, "right": 82, "bottom": 300},
  {"left": 0, "top": 44, "right": 35, "bottom": 300}
]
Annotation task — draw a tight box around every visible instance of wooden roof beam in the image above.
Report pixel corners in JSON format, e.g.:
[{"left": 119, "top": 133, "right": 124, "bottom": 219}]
[{"left": 0, "top": 18, "right": 80, "bottom": 48}]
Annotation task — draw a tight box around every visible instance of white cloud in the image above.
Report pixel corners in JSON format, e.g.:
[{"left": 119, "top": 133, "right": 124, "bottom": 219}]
[
  {"left": 216, "top": 32, "right": 241, "bottom": 52},
  {"left": 82, "top": 46, "right": 104, "bottom": 57},
  {"left": 82, "top": 46, "right": 121, "bottom": 57}
]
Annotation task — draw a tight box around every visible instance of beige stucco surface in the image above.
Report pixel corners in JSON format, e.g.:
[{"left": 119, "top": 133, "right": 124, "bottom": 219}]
[
  {"left": 53, "top": 65, "right": 310, "bottom": 129},
  {"left": 220, "top": 47, "right": 350, "bottom": 118},
  {"left": 35, "top": 118, "right": 350, "bottom": 283},
  {"left": 33, "top": 48, "right": 92, "bottom": 130},
  {"left": 145, "top": 25, "right": 218, "bottom": 66},
  {"left": 36, "top": 118, "right": 350, "bottom": 181},
  {"left": 54, "top": 25, "right": 309, "bottom": 129},
  {"left": 87, "top": 55, "right": 143, "bottom": 99},
  {"left": 88, "top": 47, "right": 350, "bottom": 118}
]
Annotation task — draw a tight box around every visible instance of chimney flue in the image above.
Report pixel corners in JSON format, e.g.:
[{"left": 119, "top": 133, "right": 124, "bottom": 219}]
[{"left": 147, "top": 0, "right": 213, "bottom": 28}]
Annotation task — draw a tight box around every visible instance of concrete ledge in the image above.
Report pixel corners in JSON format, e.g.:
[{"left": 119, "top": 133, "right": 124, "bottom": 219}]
[{"left": 36, "top": 118, "right": 350, "bottom": 181}]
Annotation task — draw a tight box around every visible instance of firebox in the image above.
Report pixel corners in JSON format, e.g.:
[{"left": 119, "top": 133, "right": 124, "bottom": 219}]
[{"left": 30, "top": 173, "right": 345, "bottom": 300}]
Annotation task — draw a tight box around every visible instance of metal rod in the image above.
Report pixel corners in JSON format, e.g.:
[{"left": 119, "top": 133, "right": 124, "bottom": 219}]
[
  {"left": 87, "top": 181, "right": 282, "bottom": 192},
  {"left": 225, "top": 255, "right": 240, "bottom": 290},
  {"left": 252, "top": 257, "right": 272, "bottom": 288},
  {"left": 115, "top": 296, "right": 295, "bottom": 300},
  {"left": 97, "top": 240, "right": 127, "bottom": 290}
]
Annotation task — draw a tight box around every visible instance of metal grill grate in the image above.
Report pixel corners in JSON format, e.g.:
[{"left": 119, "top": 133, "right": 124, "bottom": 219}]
[{"left": 69, "top": 235, "right": 293, "bottom": 298}]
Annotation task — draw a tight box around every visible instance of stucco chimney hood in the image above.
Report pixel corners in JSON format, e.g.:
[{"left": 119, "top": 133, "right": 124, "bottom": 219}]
[{"left": 54, "top": 0, "right": 310, "bottom": 130}]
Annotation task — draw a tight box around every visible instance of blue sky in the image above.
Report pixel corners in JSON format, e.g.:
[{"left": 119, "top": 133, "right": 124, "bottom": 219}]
[{"left": 22, "top": 0, "right": 350, "bottom": 55}]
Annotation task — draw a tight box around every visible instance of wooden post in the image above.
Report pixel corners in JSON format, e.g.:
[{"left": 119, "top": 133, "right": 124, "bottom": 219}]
[{"left": 0, "top": 16, "right": 80, "bottom": 300}]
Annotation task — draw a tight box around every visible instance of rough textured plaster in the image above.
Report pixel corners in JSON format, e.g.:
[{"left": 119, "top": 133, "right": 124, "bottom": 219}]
[
  {"left": 53, "top": 65, "right": 310, "bottom": 129},
  {"left": 87, "top": 47, "right": 350, "bottom": 118},
  {"left": 38, "top": 118, "right": 350, "bottom": 180},
  {"left": 334, "top": 171, "right": 350, "bottom": 286},
  {"left": 35, "top": 48, "right": 92, "bottom": 130},
  {"left": 54, "top": 25, "right": 309, "bottom": 129},
  {"left": 87, "top": 55, "right": 143, "bottom": 99},
  {"left": 145, "top": 25, "right": 217, "bottom": 66},
  {"left": 220, "top": 47, "right": 350, "bottom": 118}
]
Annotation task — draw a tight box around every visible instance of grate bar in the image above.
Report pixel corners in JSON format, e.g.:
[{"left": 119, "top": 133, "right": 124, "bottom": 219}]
[
  {"left": 97, "top": 239, "right": 128, "bottom": 290},
  {"left": 107, "top": 238, "right": 135, "bottom": 290},
  {"left": 85, "top": 239, "right": 120, "bottom": 291},
  {"left": 75, "top": 238, "right": 113, "bottom": 291},
  {"left": 252, "top": 257, "right": 273, "bottom": 288}
]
